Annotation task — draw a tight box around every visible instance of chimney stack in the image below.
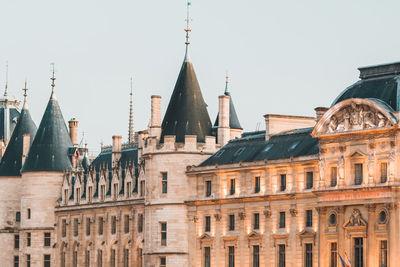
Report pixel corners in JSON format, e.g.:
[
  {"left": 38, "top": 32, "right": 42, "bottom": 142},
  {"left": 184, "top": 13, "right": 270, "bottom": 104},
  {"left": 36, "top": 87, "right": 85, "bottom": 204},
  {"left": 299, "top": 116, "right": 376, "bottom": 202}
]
[
  {"left": 22, "top": 134, "right": 30, "bottom": 166},
  {"left": 217, "top": 94, "right": 230, "bottom": 146},
  {"left": 150, "top": 95, "right": 162, "bottom": 138},
  {"left": 314, "top": 107, "right": 329, "bottom": 122},
  {"left": 112, "top": 135, "right": 122, "bottom": 168},
  {"left": 68, "top": 119, "right": 79, "bottom": 147}
]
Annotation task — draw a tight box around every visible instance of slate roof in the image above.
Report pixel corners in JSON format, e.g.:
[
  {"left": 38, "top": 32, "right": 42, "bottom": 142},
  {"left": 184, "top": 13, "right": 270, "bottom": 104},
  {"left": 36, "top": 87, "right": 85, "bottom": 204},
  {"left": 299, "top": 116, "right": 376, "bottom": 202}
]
[
  {"left": 0, "top": 107, "right": 20, "bottom": 141},
  {"left": 160, "top": 54, "right": 212, "bottom": 143},
  {"left": 199, "top": 128, "right": 318, "bottom": 167},
  {"left": 21, "top": 93, "right": 73, "bottom": 172},
  {"left": 214, "top": 91, "right": 242, "bottom": 129},
  {"left": 0, "top": 106, "right": 37, "bottom": 176},
  {"left": 332, "top": 62, "right": 400, "bottom": 111}
]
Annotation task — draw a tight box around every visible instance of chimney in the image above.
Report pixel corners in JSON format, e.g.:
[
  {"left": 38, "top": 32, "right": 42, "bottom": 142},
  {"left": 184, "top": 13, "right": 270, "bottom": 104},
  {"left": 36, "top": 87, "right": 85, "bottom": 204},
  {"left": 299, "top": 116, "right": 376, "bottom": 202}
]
[
  {"left": 217, "top": 94, "right": 230, "bottom": 146},
  {"left": 314, "top": 107, "right": 329, "bottom": 122},
  {"left": 112, "top": 135, "right": 122, "bottom": 168},
  {"left": 22, "top": 134, "right": 30, "bottom": 166},
  {"left": 68, "top": 119, "right": 79, "bottom": 147},
  {"left": 149, "top": 95, "right": 162, "bottom": 138}
]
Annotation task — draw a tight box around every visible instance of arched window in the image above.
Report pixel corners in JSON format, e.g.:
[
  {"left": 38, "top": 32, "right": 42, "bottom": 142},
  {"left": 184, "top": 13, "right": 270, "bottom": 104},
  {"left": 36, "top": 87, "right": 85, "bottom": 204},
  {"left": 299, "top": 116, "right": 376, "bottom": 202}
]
[{"left": 27, "top": 208, "right": 31, "bottom": 219}]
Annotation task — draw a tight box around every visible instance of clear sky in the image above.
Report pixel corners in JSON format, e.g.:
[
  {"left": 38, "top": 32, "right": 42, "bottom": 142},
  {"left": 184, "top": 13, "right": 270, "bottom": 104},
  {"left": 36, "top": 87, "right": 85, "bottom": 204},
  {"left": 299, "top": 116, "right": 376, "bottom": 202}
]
[{"left": 1, "top": 0, "right": 399, "bottom": 155}]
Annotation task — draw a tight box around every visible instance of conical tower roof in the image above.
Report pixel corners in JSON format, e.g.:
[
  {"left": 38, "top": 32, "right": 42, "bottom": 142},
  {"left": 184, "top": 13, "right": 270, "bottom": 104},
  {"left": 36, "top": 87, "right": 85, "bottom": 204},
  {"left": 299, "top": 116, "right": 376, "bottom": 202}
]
[
  {"left": 160, "top": 54, "right": 212, "bottom": 143},
  {"left": 214, "top": 79, "right": 242, "bottom": 129},
  {"left": 21, "top": 92, "right": 73, "bottom": 172},
  {"left": 0, "top": 101, "right": 37, "bottom": 176}
]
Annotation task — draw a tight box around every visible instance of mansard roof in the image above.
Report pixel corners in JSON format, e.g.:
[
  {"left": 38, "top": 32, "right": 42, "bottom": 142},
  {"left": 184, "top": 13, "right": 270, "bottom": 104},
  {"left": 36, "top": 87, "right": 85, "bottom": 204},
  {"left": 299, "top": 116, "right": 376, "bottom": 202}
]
[
  {"left": 160, "top": 55, "right": 212, "bottom": 143},
  {"left": 21, "top": 93, "right": 73, "bottom": 172},
  {"left": 199, "top": 128, "right": 318, "bottom": 167},
  {"left": 0, "top": 107, "right": 37, "bottom": 176},
  {"left": 332, "top": 62, "right": 400, "bottom": 111},
  {"left": 214, "top": 91, "right": 242, "bottom": 130}
]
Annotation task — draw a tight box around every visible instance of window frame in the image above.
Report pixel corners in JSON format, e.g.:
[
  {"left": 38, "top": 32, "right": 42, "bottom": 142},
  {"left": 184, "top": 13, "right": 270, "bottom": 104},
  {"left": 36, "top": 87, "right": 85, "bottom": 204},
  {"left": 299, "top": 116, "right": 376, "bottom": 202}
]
[
  {"left": 280, "top": 174, "right": 286, "bottom": 192},
  {"left": 161, "top": 172, "right": 168, "bottom": 194},
  {"left": 254, "top": 176, "right": 260, "bottom": 193},
  {"left": 160, "top": 222, "right": 167, "bottom": 246}
]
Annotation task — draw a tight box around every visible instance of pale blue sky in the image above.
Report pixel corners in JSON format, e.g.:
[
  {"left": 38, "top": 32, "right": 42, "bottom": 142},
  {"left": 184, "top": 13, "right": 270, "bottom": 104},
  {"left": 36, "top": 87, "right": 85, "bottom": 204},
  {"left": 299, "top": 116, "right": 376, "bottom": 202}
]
[{"left": 1, "top": 0, "right": 399, "bottom": 154}]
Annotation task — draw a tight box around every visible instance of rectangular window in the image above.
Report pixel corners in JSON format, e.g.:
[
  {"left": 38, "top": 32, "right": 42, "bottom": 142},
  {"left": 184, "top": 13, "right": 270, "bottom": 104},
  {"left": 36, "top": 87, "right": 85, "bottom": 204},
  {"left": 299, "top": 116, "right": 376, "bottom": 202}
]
[
  {"left": 111, "top": 216, "right": 117, "bottom": 235},
  {"left": 88, "top": 186, "right": 92, "bottom": 203},
  {"left": 278, "top": 245, "right": 285, "bottom": 267},
  {"left": 161, "top": 222, "right": 167, "bottom": 246},
  {"left": 330, "top": 242, "right": 337, "bottom": 267},
  {"left": 355, "top": 163, "right": 363, "bottom": 185},
  {"left": 124, "top": 215, "right": 130, "bottom": 233},
  {"left": 26, "top": 254, "right": 31, "bottom": 267},
  {"left": 123, "top": 249, "right": 129, "bottom": 267},
  {"left": 44, "top": 233, "right": 51, "bottom": 247},
  {"left": 73, "top": 251, "right": 78, "bottom": 267},
  {"left": 305, "top": 243, "right": 313, "bottom": 267},
  {"left": 76, "top": 188, "right": 81, "bottom": 204},
  {"left": 254, "top": 176, "right": 260, "bottom": 193},
  {"left": 206, "top": 180, "right": 212, "bottom": 197},
  {"left": 331, "top": 167, "right": 337, "bottom": 187},
  {"left": 306, "top": 210, "right": 313, "bottom": 227},
  {"left": 14, "top": 255, "right": 19, "bottom": 267},
  {"left": 62, "top": 219, "right": 66, "bottom": 237},
  {"left": 162, "top": 172, "right": 168, "bottom": 194},
  {"left": 110, "top": 249, "right": 116, "bottom": 267},
  {"left": 280, "top": 174, "right": 286, "bottom": 191},
  {"left": 279, "top": 212, "right": 285, "bottom": 228},
  {"left": 306, "top": 172, "right": 313, "bottom": 189},
  {"left": 253, "top": 213, "right": 259, "bottom": 230},
  {"left": 140, "top": 181, "right": 145, "bottom": 197},
  {"left": 86, "top": 218, "right": 91, "bottom": 236},
  {"left": 229, "top": 214, "right": 235, "bottom": 231},
  {"left": 160, "top": 256, "right": 166, "bottom": 267},
  {"left": 85, "top": 251, "right": 90, "bottom": 267},
  {"left": 228, "top": 246, "right": 235, "bottom": 267},
  {"left": 354, "top": 238, "right": 363, "bottom": 267},
  {"left": 97, "top": 250, "right": 102, "bottom": 267},
  {"left": 27, "top": 232, "right": 31, "bottom": 247},
  {"left": 14, "top": 234, "right": 19, "bottom": 249},
  {"left": 381, "top": 162, "right": 388, "bottom": 183},
  {"left": 230, "top": 179, "right": 235, "bottom": 195},
  {"left": 380, "top": 240, "right": 387, "bottom": 267},
  {"left": 204, "top": 247, "right": 211, "bottom": 267},
  {"left": 138, "top": 214, "right": 143, "bottom": 233},
  {"left": 205, "top": 216, "right": 211, "bottom": 232},
  {"left": 16, "top": 212, "right": 21, "bottom": 222},
  {"left": 74, "top": 218, "right": 79, "bottom": 236},
  {"left": 98, "top": 217, "right": 104, "bottom": 235},
  {"left": 27, "top": 209, "right": 31, "bottom": 219},
  {"left": 253, "top": 245, "right": 259, "bottom": 267}
]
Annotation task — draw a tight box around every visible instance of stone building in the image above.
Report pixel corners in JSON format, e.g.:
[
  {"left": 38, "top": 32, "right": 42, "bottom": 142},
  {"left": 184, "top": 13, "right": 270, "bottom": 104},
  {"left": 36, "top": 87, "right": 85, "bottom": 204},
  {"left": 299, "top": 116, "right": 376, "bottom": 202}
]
[{"left": 0, "top": 13, "right": 399, "bottom": 267}]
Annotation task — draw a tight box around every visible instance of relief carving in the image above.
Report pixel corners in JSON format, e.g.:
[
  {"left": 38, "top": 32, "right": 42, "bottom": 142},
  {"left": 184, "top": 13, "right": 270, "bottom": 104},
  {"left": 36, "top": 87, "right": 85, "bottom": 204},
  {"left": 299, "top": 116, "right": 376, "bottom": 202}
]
[
  {"left": 326, "top": 102, "right": 390, "bottom": 133},
  {"left": 343, "top": 209, "right": 367, "bottom": 228}
]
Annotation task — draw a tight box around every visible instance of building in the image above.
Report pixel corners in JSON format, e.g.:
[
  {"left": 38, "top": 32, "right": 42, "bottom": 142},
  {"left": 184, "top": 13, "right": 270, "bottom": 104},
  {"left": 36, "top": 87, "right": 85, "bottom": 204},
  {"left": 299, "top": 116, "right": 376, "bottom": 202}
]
[{"left": 0, "top": 11, "right": 399, "bottom": 267}]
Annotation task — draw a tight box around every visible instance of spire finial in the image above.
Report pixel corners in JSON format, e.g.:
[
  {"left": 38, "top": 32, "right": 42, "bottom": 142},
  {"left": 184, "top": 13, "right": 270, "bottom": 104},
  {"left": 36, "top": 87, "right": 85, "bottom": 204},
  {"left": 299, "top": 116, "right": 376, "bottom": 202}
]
[
  {"left": 224, "top": 70, "right": 229, "bottom": 94},
  {"left": 128, "top": 77, "right": 134, "bottom": 143},
  {"left": 22, "top": 79, "right": 28, "bottom": 109},
  {"left": 50, "top": 63, "right": 56, "bottom": 97},
  {"left": 184, "top": 1, "right": 192, "bottom": 60},
  {"left": 4, "top": 61, "right": 9, "bottom": 98}
]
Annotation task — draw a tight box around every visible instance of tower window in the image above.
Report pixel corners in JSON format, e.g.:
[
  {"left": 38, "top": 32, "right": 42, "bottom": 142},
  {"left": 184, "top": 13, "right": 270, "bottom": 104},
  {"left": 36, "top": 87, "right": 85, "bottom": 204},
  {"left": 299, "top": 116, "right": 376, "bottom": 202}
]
[
  {"left": 27, "top": 232, "right": 31, "bottom": 247},
  {"left": 85, "top": 250, "right": 90, "bottom": 267},
  {"left": 97, "top": 250, "right": 102, "bottom": 267},
  {"left": 355, "top": 163, "right": 363, "bottom": 185},
  {"left": 254, "top": 176, "right": 260, "bottom": 193},
  {"left": 27, "top": 208, "right": 31, "bottom": 219},
  {"left": 162, "top": 172, "right": 168, "bottom": 194},
  {"left": 123, "top": 249, "right": 129, "bottom": 267},
  {"left": 160, "top": 257, "right": 166, "bottom": 267},
  {"left": 205, "top": 180, "right": 212, "bottom": 197},
  {"left": 205, "top": 216, "right": 211, "bottom": 232},
  {"left": 14, "top": 234, "right": 19, "bottom": 249},
  {"left": 331, "top": 167, "right": 337, "bottom": 187},
  {"left": 229, "top": 179, "right": 236, "bottom": 195},
  {"left": 381, "top": 162, "right": 388, "bottom": 183},
  {"left": 280, "top": 174, "right": 286, "bottom": 191},
  {"left": 161, "top": 222, "right": 167, "bottom": 246},
  {"left": 306, "top": 172, "right": 313, "bottom": 189}
]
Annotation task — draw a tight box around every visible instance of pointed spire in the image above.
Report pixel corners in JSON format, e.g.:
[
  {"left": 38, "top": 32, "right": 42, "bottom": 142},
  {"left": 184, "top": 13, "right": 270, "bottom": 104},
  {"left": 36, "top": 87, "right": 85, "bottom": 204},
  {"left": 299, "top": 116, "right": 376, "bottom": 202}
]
[
  {"left": 50, "top": 63, "right": 56, "bottom": 99},
  {"left": 4, "top": 61, "right": 8, "bottom": 98},
  {"left": 224, "top": 71, "right": 229, "bottom": 95},
  {"left": 184, "top": 1, "right": 192, "bottom": 61},
  {"left": 22, "top": 79, "right": 28, "bottom": 109},
  {"left": 128, "top": 77, "right": 134, "bottom": 143}
]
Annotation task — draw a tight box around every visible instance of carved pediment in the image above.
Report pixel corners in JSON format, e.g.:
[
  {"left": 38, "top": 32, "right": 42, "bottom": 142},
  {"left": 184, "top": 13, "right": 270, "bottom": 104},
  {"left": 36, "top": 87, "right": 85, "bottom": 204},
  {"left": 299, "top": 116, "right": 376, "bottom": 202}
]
[
  {"left": 248, "top": 231, "right": 262, "bottom": 240},
  {"left": 343, "top": 209, "right": 367, "bottom": 229},
  {"left": 312, "top": 98, "right": 397, "bottom": 137},
  {"left": 199, "top": 233, "right": 213, "bottom": 241}
]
